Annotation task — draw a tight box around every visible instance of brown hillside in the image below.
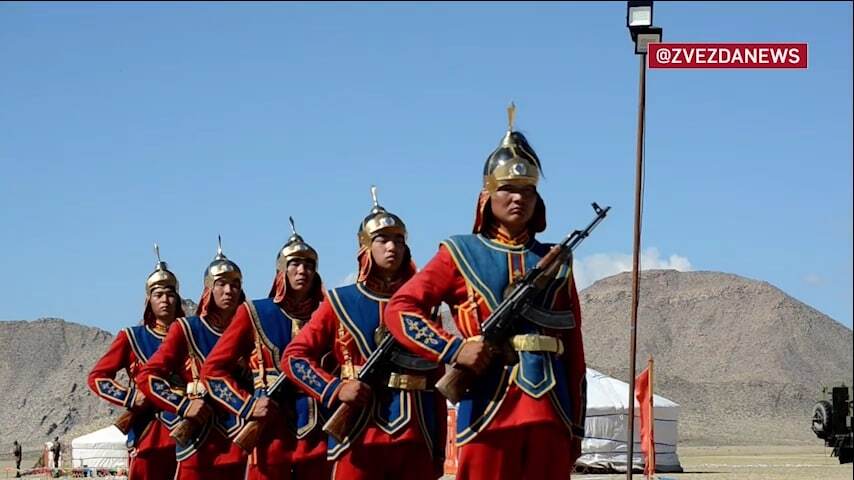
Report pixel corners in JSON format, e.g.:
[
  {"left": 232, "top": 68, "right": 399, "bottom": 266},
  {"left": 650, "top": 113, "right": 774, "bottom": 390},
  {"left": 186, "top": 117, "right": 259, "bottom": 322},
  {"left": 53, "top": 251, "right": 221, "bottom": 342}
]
[{"left": 580, "top": 269, "right": 853, "bottom": 445}]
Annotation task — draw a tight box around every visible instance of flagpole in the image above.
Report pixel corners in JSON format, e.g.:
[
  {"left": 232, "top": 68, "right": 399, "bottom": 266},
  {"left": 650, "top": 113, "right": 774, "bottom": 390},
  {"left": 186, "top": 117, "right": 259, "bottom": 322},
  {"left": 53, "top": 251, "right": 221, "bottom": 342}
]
[{"left": 649, "top": 355, "right": 655, "bottom": 480}]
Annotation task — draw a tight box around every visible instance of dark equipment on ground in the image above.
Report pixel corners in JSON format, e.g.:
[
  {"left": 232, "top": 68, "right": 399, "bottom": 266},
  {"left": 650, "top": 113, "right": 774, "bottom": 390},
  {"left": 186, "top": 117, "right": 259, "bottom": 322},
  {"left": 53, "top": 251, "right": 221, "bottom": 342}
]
[{"left": 811, "top": 385, "right": 853, "bottom": 464}]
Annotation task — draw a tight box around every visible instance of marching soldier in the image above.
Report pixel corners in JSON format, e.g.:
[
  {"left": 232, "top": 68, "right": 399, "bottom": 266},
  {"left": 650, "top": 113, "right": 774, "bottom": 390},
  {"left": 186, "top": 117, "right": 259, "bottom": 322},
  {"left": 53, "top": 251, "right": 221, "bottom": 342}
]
[
  {"left": 135, "top": 238, "right": 248, "bottom": 479},
  {"left": 87, "top": 245, "right": 184, "bottom": 479},
  {"left": 282, "top": 188, "right": 446, "bottom": 480},
  {"left": 384, "top": 105, "right": 587, "bottom": 479},
  {"left": 202, "top": 218, "right": 331, "bottom": 479}
]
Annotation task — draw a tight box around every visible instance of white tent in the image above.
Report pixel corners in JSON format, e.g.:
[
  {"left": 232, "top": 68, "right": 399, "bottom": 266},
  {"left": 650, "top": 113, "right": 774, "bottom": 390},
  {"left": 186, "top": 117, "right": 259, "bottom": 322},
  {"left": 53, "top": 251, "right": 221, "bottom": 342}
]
[
  {"left": 578, "top": 368, "right": 683, "bottom": 473},
  {"left": 71, "top": 425, "right": 128, "bottom": 468}
]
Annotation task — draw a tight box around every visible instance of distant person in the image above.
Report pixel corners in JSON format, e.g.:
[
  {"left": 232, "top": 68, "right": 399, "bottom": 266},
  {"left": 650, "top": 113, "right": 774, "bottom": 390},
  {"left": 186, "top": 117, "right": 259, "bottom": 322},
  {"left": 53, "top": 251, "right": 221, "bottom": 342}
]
[
  {"left": 50, "top": 437, "right": 61, "bottom": 468},
  {"left": 12, "top": 440, "right": 22, "bottom": 472}
]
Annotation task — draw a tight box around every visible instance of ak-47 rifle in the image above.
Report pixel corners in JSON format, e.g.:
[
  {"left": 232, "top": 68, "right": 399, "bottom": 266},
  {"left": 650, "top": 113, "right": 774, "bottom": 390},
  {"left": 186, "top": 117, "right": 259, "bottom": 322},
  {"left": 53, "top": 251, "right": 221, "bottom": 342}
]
[
  {"left": 435, "top": 202, "right": 610, "bottom": 404},
  {"left": 322, "top": 333, "right": 399, "bottom": 443},
  {"left": 170, "top": 349, "right": 207, "bottom": 446},
  {"left": 232, "top": 331, "right": 269, "bottom": 453},
  {"left": 114, "top": 408, "right": 140, "bottom": 435}
]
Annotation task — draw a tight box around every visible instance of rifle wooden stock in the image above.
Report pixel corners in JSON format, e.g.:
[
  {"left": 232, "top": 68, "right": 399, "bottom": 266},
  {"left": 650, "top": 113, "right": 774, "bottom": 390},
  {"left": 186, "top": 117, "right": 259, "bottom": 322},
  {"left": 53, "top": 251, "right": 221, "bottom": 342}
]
[
  {"left": 322, "top": 402, "right": 354, "bottom": 443},
  {"left": 233, "top": 420, "right": 262, "bottom": 453},
  {"left": 169, "top": 418, "right": 197, "bottom": 446},
  {"left": 113, "top": 410, "right": 136, "bottom": 435},
  {"left": 435, "top": 364, "right": 473, "bottom": 404}
]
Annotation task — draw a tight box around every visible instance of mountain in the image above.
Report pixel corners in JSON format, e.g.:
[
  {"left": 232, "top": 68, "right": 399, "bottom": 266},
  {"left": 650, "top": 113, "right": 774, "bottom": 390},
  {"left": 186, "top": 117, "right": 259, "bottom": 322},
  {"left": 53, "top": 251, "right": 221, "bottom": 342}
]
[{"left": 2, "top": 272, "right": 851, "bottom": 448}]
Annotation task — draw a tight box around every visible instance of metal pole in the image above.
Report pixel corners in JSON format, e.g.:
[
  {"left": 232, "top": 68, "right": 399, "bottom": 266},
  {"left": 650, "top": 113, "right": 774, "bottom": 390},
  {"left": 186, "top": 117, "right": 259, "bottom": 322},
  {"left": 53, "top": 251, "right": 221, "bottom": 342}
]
[{"left": 626, "top": 51, "right": 647, "bottom": 480}]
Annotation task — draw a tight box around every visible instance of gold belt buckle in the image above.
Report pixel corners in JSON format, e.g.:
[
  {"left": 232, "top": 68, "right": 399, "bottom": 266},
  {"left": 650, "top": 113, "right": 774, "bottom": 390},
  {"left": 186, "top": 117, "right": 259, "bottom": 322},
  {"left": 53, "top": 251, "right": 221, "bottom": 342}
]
[
  {"left": 341, "top": 364, "right": 363, "bottom": 380},
  {"left": 511, "top": 334, "right": 563, "bottom": 354},
  {"left": 387, "top": 372, "right": 427, "bottom": 391}
]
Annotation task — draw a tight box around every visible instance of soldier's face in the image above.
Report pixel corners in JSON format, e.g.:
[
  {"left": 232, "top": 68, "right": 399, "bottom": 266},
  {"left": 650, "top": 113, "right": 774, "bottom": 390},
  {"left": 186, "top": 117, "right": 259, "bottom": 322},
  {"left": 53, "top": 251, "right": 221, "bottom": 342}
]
[
  {"left": 212, "top": 277, "right": 242, "bottom": 311},
  {"left": 490, "top": 184, "right": 537, "bottom": 233},
  {"left": 149, "top": 287, "right": 178, "bottom": 321},
  {"left": 286, "top": 258, "right": 316, "bottom": 295},
  {"left": 370, "top": 233, "right": 406, "bottom": 273}
]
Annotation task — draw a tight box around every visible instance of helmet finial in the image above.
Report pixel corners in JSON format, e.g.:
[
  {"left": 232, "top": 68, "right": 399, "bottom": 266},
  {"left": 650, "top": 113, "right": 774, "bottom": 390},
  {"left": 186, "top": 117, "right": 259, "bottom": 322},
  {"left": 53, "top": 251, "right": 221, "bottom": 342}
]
[
  {"left": 216, "top": 235, "right": 223, "bottom": 258},
  {"left": 154, "top": 243, "right": 162, "bottom": 264},
  {"left": 507, "top": 101, "right": 516, "bottom": 132},
  {"left": 370, "top": 185, "right": 379, "bottom": 208},
  {"left": 289, "top": 216, "right": 297, "bottom": 235}
]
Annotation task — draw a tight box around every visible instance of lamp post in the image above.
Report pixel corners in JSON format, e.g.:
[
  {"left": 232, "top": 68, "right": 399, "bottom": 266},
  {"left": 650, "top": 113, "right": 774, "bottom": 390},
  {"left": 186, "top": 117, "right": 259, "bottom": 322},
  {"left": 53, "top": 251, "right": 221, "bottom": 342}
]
[{"left": 626, "top": 1, "right": 662, "bottom": 478}]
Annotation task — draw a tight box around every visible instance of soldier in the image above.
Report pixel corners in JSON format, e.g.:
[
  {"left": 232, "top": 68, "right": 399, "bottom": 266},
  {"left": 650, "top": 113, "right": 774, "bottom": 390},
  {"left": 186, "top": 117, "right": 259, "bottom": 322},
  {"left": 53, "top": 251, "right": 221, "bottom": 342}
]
[
  {"left": 282, "top": 187, "right": 445, "bottom": 480},
  {"left": 384, "top": 105, "right": 587, "bottom": 480},
  {"left": 202, "top": 218, "right": 330, "bottom": 480},
  {"left": 87, "top": 245, "right": 185, "bottom": 479},
  {"left": 135, "top": 238, "right": 248, "bottom": 480}
]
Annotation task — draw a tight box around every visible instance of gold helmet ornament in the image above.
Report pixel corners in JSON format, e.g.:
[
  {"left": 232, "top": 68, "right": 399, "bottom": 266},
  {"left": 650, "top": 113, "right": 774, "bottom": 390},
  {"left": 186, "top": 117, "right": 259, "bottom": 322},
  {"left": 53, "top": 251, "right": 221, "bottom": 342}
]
[
  {"left": 355, "top": 186, "right": 415, "bottom": 286},
  {"left": 203, "top": 235, "right": 243, "bottom": 288},
  {"left": 474, "top": 102, "right": 547, "bottom": 234},
  {"left": 269, "top": 217, "right": 323, "bottom": 306},
  {"left": 197, "top": 236, "right": 244, "bottom": 318},
  {"left": 482, "top": 102, "right": 543, "bottom": 193},
  {"left": 143, "top": 244, "right": 184, "bottom": 327},
  {"left": 146, "top": 243, "right": 180, "bottom": 295},
  {"left": 276, "top": 217, "right": 319, "bottom": 272},
  {"left": 357, "top": 185, "right": 407, "bottom": 249}
]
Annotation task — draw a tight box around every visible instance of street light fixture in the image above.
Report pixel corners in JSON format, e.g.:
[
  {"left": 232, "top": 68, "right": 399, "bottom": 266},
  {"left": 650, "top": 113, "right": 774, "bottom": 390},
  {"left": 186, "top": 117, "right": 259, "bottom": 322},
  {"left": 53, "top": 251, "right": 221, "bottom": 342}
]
[
  {"left": 627, "top": 1, "right": 663, "bottom": 54},
  {"left": 625, "top": 1, "right": 663, "bottom": 479}
]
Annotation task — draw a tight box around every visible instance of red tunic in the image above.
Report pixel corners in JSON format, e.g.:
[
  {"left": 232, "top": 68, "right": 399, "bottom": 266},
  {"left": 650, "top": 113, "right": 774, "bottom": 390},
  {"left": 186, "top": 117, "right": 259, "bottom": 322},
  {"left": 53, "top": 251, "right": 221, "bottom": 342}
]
[
  {"left": 201, "top": 301, "right": 329, "bottom": 478},
  {"left": 87, "top": 328, "right": 176, "bottom": 479},
  {"left": 134, "top": 318, "right": 247, "bottom": 478},
  {"left": 282, "top": 297, "right": 425, "bottom": 447},
  {"left": 384, "top": 244, "right": 586, "bottom": 478},
  {"left": 282, "top": 288, "right": 442, "bottom": 479}
]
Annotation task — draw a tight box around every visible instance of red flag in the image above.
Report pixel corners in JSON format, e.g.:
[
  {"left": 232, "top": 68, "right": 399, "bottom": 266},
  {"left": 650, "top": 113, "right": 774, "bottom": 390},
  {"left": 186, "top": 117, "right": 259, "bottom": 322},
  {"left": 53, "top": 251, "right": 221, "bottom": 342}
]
[{"left": 635, "top": 357, "right": 655, "bottom": 477}]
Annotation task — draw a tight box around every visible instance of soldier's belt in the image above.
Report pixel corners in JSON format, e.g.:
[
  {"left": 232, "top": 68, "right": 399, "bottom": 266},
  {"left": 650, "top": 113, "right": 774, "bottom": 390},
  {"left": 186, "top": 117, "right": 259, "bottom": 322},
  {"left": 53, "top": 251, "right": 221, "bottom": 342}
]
[
  {"left": 340, "top": 364, "right": 362, "bottom": 380},
  {"left": 510, "top": 334, "right": 564, "bottom": 354},
  {"left": 386, "top": 372, "right": 428, "bottom": 391},
  {"left": 254, "top": 373, "right": 280, "bottom": 389}
]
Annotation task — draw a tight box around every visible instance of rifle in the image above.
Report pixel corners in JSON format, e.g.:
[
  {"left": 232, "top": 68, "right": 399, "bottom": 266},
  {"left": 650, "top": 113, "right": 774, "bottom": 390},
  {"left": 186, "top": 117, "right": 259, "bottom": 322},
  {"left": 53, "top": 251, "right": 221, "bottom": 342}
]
[
  {"left": 170, "top": 349, "right": 206, "bottom": 446},
  {"left": 435, "top": 202, "right": 610, "bottom": 403},
  {"left": 322, "top": 333, "right": 398, "bottom": 443},
  {"left": 232, "top": 331, "right": 269, "bottom": 453},
  {"left": 113, "top": 409, "right": 137, "bottom": 435}
]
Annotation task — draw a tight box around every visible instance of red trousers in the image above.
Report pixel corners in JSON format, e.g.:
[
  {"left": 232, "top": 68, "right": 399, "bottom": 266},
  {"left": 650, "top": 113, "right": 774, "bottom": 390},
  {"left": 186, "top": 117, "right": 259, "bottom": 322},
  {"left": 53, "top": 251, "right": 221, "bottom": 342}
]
[
  {"left": 174, "top": 430, "right": 247, "bottom": 480},
  {"left": 332, "top": 441, "right": 435, "bottom": 480},
  {"left": 293, "top": 456, "right": 333, "bottom": 480},
  {"left": 127, "top": 420, "right": 178, "bottom": 480},
  {"left": 456, "top": 423, "right": 573, "bottom": 480},
  {"left": 242, "top": 456, "right": 331, "bottom": 480}
]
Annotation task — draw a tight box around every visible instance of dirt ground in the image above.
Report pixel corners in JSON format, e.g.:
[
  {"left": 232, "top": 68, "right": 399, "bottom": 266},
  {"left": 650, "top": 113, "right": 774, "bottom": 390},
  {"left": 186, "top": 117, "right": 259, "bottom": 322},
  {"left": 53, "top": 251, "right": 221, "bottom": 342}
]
[
  {"left": 573, "top": 445, "right": 853, "bottom": 480},
  {"left": 3, "top": 445, "right": 852, "bottom": 479}
]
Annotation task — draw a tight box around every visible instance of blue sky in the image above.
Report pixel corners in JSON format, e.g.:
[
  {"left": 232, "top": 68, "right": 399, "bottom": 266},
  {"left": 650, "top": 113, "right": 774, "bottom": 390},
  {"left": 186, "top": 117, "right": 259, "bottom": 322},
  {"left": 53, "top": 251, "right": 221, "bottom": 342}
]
[{"left": 1, "top": 1, "right": 851, "bottom": 333}]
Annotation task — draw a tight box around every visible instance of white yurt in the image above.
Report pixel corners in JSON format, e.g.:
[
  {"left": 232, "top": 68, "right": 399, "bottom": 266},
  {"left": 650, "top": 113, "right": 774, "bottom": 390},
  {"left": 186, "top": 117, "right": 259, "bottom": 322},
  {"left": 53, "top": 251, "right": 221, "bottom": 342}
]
[
  {"left": 578, "top": 368, "right": 683, "bottom": 473},
  {"left": 71, "top": 425, "right": 128, "bottom": 468}
]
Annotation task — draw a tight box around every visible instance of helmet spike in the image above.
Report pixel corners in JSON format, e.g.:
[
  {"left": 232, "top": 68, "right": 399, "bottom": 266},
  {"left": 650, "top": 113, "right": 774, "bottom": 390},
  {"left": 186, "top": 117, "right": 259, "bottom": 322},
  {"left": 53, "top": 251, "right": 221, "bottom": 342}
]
[
  {"left": 507, "top": 101, "right": 516, "bottom": 132},
  {"left": 370, "top": 185, "right": 379, "bottom": 208},
  {"left": 289, "top": 216, "right": 297, "bottom": 235},
  {"left": 154, "top": 243, "right": 162, "bottom": 263},
  {"left": 217, "top": 235, "right": 223, "bottom": 257}
]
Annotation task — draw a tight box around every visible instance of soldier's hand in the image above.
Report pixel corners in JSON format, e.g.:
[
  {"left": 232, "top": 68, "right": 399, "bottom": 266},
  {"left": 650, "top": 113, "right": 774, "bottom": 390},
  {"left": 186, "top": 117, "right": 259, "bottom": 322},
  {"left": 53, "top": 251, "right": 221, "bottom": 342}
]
[
  {"left": 249, "top": 396, "right": 280, "bottom": 421},
  {"left": 337, "top": 379, "right": 372, "bottom": 407},
  {"left": 184, "top": 398, "right": 212, "bottom": 425},
  {"left": 454, "top": 339, "right": 494, "bottom": 374},
  {"left": 132, "top": 391, "right": 147, "bottom": 410}
]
